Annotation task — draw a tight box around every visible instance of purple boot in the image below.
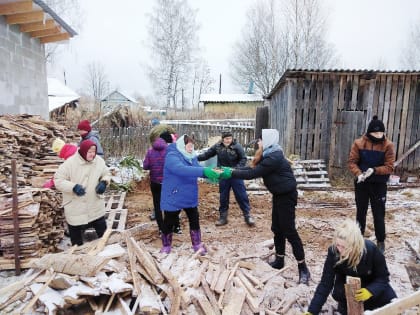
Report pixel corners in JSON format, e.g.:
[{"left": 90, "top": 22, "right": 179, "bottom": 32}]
[
  {"left": 160, "top": 233, "right": 172, "bottom": 254},
  {"left": 190, "top": 229, "right": 207, "bottom": 254}
]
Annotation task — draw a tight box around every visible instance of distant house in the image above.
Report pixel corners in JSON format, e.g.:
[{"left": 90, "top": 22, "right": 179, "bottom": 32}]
[
  {"left": 101, "top": 90, "right": 138, "bottom": 113},
  {"left": 0, "top": 0, "right": 77, "bottom": 119},
  {"left": 199, "top": 94, "right": 264, "bottom": 116},
  {"left": 48, "top": 77, "right": 79, "bottom": 120}
]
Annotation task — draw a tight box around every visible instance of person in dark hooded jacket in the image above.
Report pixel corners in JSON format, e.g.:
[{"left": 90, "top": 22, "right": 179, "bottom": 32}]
[
  {"left": 303, "top": 219, "right": 396, "bottom": 315},
  {"left": 77, "top": 120, "right": 104, "bottom": 157},
  {"left": 220, "top": 129, "right": 310, "bottom": 285}
]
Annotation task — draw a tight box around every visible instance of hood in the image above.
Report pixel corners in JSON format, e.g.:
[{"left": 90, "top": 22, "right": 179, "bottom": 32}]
[
  {"left": 152, "top": 137, "right": 167, "bottom": 151},
  {"left": 262, "top": 129, "right": 279, "bottom": 150}
]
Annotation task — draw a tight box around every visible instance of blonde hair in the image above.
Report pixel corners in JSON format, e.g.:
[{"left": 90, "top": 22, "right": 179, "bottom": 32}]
[{"left": 333, "top": 219, "right": 366, "bottom": 270}]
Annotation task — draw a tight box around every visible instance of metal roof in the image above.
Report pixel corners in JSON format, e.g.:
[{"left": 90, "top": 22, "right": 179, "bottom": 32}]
[
  {"left": 266, "top": 69, "right": 420, "bottom": 99},
  {"left": 200, "top": 93, "right": 264, "bottom": 103}
]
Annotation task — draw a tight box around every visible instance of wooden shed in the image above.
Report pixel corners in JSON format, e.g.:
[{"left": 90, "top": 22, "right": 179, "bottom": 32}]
[{"left": 265, "top": 70, "right": 420, "bottom": 174}]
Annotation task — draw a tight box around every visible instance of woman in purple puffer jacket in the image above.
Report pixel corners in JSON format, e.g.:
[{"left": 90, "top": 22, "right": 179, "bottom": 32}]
[{"left": 143, "top": 131, "right": 180, "bottom": 233}]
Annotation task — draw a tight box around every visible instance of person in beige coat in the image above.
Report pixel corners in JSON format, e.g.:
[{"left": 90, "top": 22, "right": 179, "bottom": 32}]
[{"left": 55, "top": 139, "right": 111, "bottom": 245}]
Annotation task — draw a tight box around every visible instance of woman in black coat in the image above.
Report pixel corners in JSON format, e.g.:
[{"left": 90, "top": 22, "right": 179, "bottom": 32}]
[
  {"left": 303, "top": 219, "right": 396, "bottom": 315},
  {"left": 223, "top": 129, "right": 310, "bottom": 284}
]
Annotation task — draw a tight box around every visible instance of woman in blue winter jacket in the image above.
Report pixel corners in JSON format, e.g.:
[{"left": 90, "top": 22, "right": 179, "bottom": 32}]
[{"left": 159, "top": 134, "right": 219, "bottom": 254}]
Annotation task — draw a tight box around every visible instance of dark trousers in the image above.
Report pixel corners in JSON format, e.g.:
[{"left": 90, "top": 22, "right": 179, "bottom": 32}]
[
  {"left": 219, "top": 178, "right": 250, "bottom": 216},
  {"left": 68, "top": 216, "right": 107, "bottom": 246},
  {"left": 150, "top": 181, "right": 164, "bottom": 231},
  {"left": 355, "top": 181, "right": 387, "bottom": 242},
  {"left": 271, "top": 190, "right": 305, "bottom": 261},
  {"left": 162, "top": 207, "right": 199, "bottom": 234}
]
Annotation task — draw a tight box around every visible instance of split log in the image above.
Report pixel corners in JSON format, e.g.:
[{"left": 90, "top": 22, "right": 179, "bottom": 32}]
[
  {"left": 193, "top": 259, "right": 209, "bottom": 288},
  {"left": 200, "top": 275, "right": 221, "bottom": 315},
  {"left": 364, "top": 290, "right": 420, "bottom": 314},
  {"left": 221, "top": 285, "right": 246, "bottom": 315},
  {"left": 344, "top": 276, "right": 363, "bottom": 315},
  {"left": 29, "top": 253, "right": 110, "bottom": 277},
  {"left": 138, "top": 277, "right": 161, "bottom": 314},
  {"left": 193, "top": 293, "right": 216, "bottom": 315}
]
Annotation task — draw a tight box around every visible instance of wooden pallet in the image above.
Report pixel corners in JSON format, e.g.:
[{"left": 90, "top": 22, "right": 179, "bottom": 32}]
[
  {"left": 292, "top": 159, "right": 331, "bottom": 189},
  {"left": 104, "top": 192, "right": 127, "bottom": 231}
]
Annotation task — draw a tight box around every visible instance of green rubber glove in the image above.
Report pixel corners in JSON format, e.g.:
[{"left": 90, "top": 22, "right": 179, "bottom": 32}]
[
  {"left": 203, "top": 167, "right": 220, "bottom": 181},
  {"left": 220, "top": 167, "right": 233, "bottom": 179},
  {"left": 302, "top": 312, "right": 313, "bottom": 315},
  {"left": 354, "top": 288, "right": 373, "bottom": 302}
]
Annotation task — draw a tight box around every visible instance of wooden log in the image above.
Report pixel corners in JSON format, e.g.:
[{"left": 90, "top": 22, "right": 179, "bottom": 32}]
[
  {"left": 193, "top": 293, "right": 217, "bottom": 315},
  {"left": 344, "top": 276, "right": 363, "bottom": 315},
  {"left": 128, "top": 237, "right": 164, "bottom": 284},
  {"left": 88, "top": 228, "right": 112, "bottom": 255},
  {"left": 200, "top": 275, "right": 221, "bottom": 315},
  {"left": 214, "top": 269, "right": 230, "bottom": 295},
  {"left": 364, "top": 290, "right": 420, "bottom": 314},
  {"left": 260, "top": 265, "right": 291, "bottom": 284},
  {"left": 138, "top": 277, "right": 162, "bottom": 315},
  {"left": 233, "top": 276, "right": 260, "bottom": 313},
  {"left": 241, "top": 268, "right": 263, "bottom": 289},
  {"left": 126, "top": 235, "right": 141, "bottom": 297},
  {"left": 193, "top": 259, "right": 209, "bottom": 288},
  {"left": 236, "top": 269, "right": 259, "bottom": 297},
  {"left": 221, "top": 285, "right": 246, "bottom": 315}
]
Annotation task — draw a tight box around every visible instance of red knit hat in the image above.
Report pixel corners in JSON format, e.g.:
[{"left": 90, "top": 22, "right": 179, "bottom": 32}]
[
  {"left": 77, "top": 120, "right": 92, "bottom": 132},
  {"left": 79, "top": 140, "right": 96, "bottom": 161},
  {"left": 59, "top": 144, "right": 78, "bottom": 160}
]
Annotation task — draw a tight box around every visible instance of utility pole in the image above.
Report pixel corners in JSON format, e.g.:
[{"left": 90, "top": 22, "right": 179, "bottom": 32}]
[{"left": 219, "top": 73, "right": 222, "bottom": 94}]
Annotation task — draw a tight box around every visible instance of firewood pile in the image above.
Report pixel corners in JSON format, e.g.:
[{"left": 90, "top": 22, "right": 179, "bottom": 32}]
[
  {"left": 0, "top": 225, "right": 316, "bottom": 314},
  {"left": 0, "top": 114, "right": 77, "bottom": 193},
  {"left": 0, "top": 189, "right": 65, "bottom": 270}
]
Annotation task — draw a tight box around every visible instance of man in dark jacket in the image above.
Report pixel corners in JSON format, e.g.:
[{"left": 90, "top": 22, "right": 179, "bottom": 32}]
[
  {"left": 220, "top": 129, "right": 310, "bottom": 284},
  {"left": 348, "top": 115, "right": 395, "bottom": 253},
  {"left": 198, "top": 130, "right": 255, "bottom": 226}
]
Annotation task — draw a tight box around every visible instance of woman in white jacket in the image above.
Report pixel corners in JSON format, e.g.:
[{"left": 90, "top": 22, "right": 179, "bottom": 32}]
[{"left": 55, "top": 139, "right": 111, "bottom": 245}]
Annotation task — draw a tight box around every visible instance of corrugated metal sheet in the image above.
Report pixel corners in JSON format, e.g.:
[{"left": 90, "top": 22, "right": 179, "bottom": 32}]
[{"left": 200, "top": 93, "right": 264, "bottom": 103}]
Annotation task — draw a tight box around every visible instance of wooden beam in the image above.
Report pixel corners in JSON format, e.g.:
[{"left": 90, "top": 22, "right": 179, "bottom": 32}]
[
  {"left": 364, "top": 290, "right": 420, "bottom": 315},
  {"left": 6, "top": 10, "right": 44, "bottom": 24},
  {"left": 344, "top": 276, "right": 363, "bottom": 315},
  {"left": 40, "top": 33, "right": 70, "bottom": 44},
  {"left": 0, "top": 1, "right": 32, "bottom": 15},
  {"left": 30, "top": 26, "right": 61, "bottom": 38},
  {"left": 20, "top": 19, "right": 55, "bottom": 32}
]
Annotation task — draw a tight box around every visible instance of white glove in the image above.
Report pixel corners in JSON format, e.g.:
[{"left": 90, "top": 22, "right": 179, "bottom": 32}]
[
  {"left": 357, "top": 174, "right": 365, "bottom": 183},
  {"left": 364, "top": 168, "right": 374, "bottom": 179}
]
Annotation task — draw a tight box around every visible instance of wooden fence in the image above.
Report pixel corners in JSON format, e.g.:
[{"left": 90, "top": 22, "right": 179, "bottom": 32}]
[
  {"left": 99, "top": 122, "right": 255, "bottom": 159},
  {"left": 267, "top": 70, "right": 420, "bottom": 174}
]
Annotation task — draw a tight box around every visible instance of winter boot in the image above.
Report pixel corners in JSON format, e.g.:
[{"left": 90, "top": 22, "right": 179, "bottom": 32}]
[
  {"left": 215, "top": 212, "right": 228, "bottom": 226},
  {"left": 160, "top": 233, "right": 172, "bottom": 254},
  {"left": 269, "top": 254, "right": 284, "bottom": 269},
  {"left": 298, "top": 261, "right": 311, "bottom": 285},
  {"left": 377, "top": 241, "right": 385, "bottom": 254},
  {"left": 244, "top": 215, "right": 255, "bottom": 226},
  {"left": 190, "top": 229, "right": 207, "bottom": 254}
]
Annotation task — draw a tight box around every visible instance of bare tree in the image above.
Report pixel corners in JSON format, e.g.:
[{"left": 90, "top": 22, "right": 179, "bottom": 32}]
[
  {"left": 84, "top": 62, "right": 109, "bottom": 101},
  {"left": 191, "top": 58, "right": 215, "bottom": 108},
  {"left": 147, "top": 0, "right": 199, "bottom": 109},
  {"left": 231, "top": 0, "right": 337, "bottom": 95},
  {"left": 400, "top": 21, "right": 420, "bottom": 69},
  {"left": 44, "top": 0, "right": 83, "bottom": 63}
]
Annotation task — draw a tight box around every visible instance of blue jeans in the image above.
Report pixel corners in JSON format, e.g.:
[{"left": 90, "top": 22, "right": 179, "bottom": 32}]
[{"left": 219, "top": 178, "right": 250, "bottom": 216}]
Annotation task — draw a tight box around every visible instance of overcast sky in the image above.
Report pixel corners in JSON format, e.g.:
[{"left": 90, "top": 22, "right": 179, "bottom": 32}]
[{"left": 47, "top": 0, "right": 420, "bottom": 99}]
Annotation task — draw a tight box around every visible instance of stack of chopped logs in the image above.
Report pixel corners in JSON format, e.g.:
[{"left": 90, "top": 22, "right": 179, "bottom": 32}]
[
  {"left": 0, "top": 114, "right": 78, "bottom": 269},
  {"left": 0, "top": 189, "right": 65, "bottom": 269},
  {"left": 0, "top": 114, "right": 78, "bottom": 193}
]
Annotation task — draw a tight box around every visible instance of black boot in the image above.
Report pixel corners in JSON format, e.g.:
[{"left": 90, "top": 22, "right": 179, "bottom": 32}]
[
  {"left": 269, "top": 254, "right": 284, "bottom": 269},
  {"left": 298, "top": 261, "right": 311, "bottom": 285},
  {"left": 215, "top": 212, "right": 228, "bottom": 226},
  {"left": 377, "top": 241, "right": 385, "bottom": 254},
  {"left": 244, "top": 215, "right": 255, "bottom": 226}
]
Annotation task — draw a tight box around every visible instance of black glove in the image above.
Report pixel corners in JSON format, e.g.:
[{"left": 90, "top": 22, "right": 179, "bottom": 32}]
[
  {"left": 95, "top": 180, "right": 107, "bottom": 194},
  {"left": 73, "top": 184, "right": 86, "bottom": 196}
]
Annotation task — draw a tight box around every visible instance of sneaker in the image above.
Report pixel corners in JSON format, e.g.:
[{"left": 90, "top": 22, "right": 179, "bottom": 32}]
[
  {"left": 150, "top": 212, "right": 156, "bottom": 221},
  {"left": 215, "top": 217, "right": 228, "bottom": 226}
]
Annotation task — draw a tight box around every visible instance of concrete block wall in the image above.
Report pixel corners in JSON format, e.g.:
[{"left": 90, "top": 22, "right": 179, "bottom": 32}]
[{"left": 0, "top": 16, "right": 48, "bottom": 119}]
